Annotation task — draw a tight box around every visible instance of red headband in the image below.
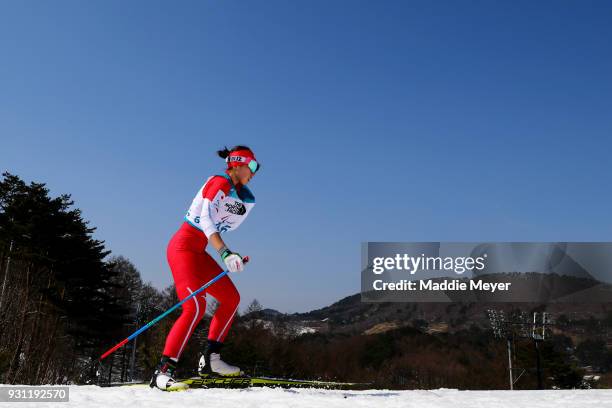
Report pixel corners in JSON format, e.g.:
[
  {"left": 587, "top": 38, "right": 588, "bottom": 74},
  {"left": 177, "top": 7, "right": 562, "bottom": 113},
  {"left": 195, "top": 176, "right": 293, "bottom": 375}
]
[{"left": 226, "top": 149, "right": 256, "bottom": 168}]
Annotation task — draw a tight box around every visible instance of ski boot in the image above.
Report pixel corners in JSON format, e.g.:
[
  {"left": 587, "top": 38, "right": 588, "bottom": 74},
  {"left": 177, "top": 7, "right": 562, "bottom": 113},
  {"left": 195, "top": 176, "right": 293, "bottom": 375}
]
[
  {"left": 150, "top": 356, "right": 189, "bottom": 391},
  {"left": 198, "top": 340, "right": 243, "bottom": 377}
]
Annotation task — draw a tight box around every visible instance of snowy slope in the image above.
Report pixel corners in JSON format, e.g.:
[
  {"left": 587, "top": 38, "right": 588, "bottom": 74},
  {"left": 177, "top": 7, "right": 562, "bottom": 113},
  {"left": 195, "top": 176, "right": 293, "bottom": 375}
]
[{"left": 2, "top": 385, "right": 611, "bottom": 408}]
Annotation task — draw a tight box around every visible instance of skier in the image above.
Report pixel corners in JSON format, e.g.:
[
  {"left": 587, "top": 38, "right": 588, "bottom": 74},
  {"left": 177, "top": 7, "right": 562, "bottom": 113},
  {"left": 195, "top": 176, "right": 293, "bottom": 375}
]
[{"left": 150, "top": 145, "right": 260, "bottom": 391}]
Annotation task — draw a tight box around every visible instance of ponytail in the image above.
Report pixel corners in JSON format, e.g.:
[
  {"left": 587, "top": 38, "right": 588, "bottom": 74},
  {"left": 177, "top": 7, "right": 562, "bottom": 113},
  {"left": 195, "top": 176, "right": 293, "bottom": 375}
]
[{"left": 217, "top": 146, "right": 231, "bottom": 159}]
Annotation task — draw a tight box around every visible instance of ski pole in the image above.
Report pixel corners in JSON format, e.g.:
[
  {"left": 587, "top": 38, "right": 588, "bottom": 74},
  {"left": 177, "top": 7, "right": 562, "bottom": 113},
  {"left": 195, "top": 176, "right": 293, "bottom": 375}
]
[{"left": 99, "top": 256, "right": 249, "bottom": 361}]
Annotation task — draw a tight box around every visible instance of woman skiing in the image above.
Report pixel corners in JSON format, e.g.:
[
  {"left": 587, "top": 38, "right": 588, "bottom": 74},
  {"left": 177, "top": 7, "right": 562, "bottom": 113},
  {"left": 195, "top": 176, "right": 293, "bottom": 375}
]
[{"left": 151, "top": 145, "right": 259, "bottom": 391}]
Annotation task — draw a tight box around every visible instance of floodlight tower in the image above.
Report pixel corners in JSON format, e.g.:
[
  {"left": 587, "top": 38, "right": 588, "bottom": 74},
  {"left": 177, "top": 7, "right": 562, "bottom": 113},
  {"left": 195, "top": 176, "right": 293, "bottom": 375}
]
[{"left": 487, "top": 309, "right": 553, "bottom": 390}]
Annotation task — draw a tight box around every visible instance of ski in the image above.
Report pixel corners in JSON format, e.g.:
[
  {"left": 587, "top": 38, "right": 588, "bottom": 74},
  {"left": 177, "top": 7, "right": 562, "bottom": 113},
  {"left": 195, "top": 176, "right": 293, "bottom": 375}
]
[
  {"left": 105, "top": 375, "right": 368, "bottom": 390},
  {"left": 182, "top": 374, "right": 368, "bottom": 389}
]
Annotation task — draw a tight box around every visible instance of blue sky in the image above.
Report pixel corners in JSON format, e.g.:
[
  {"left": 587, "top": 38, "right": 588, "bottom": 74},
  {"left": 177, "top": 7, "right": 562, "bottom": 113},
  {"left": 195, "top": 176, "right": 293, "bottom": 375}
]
[{"left": 1, "top": 1, "right": 611, "bottom": 313}]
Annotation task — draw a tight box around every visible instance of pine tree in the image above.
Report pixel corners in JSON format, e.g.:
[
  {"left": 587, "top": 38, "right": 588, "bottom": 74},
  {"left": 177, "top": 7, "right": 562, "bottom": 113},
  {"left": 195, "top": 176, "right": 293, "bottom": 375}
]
[{"left": 0, "top": 172, "right": 130, "bottom": 384}]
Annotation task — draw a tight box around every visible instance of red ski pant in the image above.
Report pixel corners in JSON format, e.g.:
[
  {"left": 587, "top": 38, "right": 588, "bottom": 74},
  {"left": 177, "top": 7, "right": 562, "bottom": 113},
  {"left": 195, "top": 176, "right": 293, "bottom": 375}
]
[{"left": 162, "top": 222, "right": 240, "bottom": 360}]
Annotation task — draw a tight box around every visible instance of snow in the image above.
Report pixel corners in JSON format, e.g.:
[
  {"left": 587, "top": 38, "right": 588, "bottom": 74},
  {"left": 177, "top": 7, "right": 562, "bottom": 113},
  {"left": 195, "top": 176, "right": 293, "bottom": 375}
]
[{"left": 2, "top": 384, "right": 611, "bottom": 408}]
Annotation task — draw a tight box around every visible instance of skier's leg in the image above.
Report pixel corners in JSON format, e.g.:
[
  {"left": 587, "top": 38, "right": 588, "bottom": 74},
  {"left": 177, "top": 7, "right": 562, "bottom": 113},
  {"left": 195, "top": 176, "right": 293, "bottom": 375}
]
[
  {"left": 162, "top": 280, "right": 207, "bottom": 359},
  {"left": 198, "top": 252, "right": 242, "bottom": 376},
  {"left": 207, "top": 274, "right": 240, "bottom": 343},
  {"left": 152, "top": 237, "right": 208, "bottom": 390},
  {"left": 162, "top": 244, "right": 210, "bottom": 359}
]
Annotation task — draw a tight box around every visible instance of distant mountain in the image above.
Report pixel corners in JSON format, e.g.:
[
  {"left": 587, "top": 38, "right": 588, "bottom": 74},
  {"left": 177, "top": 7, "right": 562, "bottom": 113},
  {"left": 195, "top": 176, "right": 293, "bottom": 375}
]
[
  {"left": 259, "top": 308, "right": 283, "bottom": 317},
  {"left": 239, "top": 272, "right": 612, "bottom": 338}
]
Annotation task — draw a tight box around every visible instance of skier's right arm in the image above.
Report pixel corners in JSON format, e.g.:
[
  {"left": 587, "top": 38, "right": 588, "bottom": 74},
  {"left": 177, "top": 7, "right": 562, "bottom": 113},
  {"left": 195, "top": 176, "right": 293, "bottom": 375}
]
[
  {"left": 199, "top": 177, "right": 244, "bottom": 273},
  {"left": 209, "top": 231, "right": 244, "bottom": 273}
]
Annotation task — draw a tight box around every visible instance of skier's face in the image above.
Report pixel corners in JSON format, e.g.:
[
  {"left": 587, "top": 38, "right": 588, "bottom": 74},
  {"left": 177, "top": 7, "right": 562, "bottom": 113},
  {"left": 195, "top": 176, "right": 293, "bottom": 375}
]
[{"left": 235, "top": 164, "right": 254, "bottom": 185}]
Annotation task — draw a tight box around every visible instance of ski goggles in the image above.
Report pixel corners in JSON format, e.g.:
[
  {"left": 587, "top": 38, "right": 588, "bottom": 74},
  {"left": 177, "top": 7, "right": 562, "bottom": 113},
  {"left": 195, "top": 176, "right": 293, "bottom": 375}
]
[
  {"left": 226, "top": 155, "right": 260, "bottom": 174},
  {"left": 247, "top": 159, "right": 260, "bottom": 174}
]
